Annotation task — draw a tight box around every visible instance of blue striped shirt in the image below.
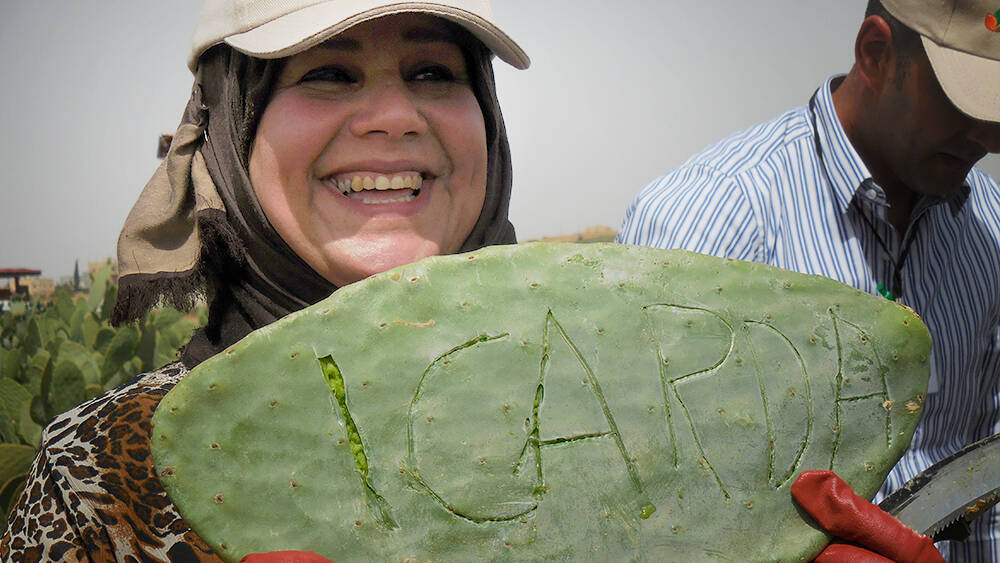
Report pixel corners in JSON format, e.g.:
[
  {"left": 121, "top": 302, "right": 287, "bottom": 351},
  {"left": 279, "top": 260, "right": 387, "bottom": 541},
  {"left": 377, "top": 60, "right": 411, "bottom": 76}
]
[{"left": 618, "top": 75, "right": 1000, "bottom": 561}]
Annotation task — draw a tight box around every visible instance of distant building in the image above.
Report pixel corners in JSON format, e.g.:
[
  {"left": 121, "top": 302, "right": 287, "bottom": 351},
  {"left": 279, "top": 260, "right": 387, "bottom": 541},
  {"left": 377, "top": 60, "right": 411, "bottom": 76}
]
[
  {"left": 0, "top": 268, "right": 42, "bottom": 302},
  {"left": 23, "top": 277, "right": 55, "bottom": 303}
]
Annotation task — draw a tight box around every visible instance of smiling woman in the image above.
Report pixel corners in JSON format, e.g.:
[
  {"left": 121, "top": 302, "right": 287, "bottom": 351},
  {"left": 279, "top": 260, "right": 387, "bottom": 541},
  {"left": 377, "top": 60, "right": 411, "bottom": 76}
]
[
  {"left": 251, "top": 14, "right": 490, "bottom": 287},
  {"left": 0, "top": 1, "right": 528, "bottom": 561}
]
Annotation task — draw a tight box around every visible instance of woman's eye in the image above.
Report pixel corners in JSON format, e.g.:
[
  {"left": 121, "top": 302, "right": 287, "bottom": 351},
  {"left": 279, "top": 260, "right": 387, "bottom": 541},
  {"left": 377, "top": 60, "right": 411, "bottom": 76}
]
[
  {"left": 408, "top": 64, "right": 457, "bottom": 83},
  {"left": 298, "top": 66, "right": 356, "bottom": 84}
]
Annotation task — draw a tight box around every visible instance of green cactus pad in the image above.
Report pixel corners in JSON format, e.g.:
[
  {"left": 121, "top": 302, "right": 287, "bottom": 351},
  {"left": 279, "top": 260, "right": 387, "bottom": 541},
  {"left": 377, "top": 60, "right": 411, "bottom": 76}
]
[{"left": 151, "top": 243, "right": 930, "bottom": 562}]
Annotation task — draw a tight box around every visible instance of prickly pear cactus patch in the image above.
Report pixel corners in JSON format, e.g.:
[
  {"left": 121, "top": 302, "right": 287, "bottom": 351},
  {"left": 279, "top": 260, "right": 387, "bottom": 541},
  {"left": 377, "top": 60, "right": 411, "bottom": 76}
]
[{"left": 151, "top": 243, "right": 931, "bottom": 562}]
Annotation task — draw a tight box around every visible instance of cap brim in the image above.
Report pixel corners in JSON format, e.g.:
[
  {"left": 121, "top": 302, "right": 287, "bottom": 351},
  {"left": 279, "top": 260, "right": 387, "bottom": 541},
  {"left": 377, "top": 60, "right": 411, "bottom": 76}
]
[
  {"left": 223, "top": 1, "right": 529, "bottom": 70},
  {"left": 922, "top": 35, "right": 1000, "bottom": 123}
]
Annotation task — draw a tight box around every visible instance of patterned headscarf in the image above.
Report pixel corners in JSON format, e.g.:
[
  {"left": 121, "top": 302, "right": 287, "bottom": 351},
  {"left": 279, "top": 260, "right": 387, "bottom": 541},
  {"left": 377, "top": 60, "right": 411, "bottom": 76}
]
[{"left": 112, "top": 38, "right": 516, "bottom": 367}]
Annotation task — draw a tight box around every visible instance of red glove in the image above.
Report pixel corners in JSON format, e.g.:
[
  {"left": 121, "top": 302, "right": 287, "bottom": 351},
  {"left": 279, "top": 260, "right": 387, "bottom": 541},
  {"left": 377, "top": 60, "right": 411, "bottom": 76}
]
[
  {"left": 791, "top": 470, "right": 944, "bottom": 563},
  {"left": 239, "top": 551, "right": 333, "bottom": 563}
]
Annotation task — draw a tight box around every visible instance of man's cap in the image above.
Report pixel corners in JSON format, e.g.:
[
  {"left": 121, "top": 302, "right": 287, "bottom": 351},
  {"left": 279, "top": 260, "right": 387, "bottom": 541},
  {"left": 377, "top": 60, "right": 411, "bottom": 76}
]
[
  {"left": 189, "top": 0, "right": 530, "bottom": 72},
  {"left": 881, "top": 0, "right": 1000, "bottom": 122}
]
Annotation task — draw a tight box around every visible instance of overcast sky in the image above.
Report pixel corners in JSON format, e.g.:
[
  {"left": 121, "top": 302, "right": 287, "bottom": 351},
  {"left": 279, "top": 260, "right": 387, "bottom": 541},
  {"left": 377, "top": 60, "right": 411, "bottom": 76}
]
[{"left": 2, "top": 1, "right": 998, "bottom": 280}]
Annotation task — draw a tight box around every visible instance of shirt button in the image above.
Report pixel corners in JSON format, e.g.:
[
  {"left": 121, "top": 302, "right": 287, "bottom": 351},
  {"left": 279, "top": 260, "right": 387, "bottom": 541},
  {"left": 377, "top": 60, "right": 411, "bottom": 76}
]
[{"left": 865, "top": 188, "right": 878, "bottom": 200}]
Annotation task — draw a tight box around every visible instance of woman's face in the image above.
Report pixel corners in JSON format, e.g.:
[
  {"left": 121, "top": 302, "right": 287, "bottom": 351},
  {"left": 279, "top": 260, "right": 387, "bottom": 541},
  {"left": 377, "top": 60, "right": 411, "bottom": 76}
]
[{"left": 249, "top": 14, "right": 488, "bottom": 287}]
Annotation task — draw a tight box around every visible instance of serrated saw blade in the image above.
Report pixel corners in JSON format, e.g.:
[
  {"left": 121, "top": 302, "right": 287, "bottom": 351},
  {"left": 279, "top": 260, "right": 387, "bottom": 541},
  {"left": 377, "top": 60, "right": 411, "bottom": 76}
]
[{"left": 879, "top": 432, "right": 1000, "bottom": 541}]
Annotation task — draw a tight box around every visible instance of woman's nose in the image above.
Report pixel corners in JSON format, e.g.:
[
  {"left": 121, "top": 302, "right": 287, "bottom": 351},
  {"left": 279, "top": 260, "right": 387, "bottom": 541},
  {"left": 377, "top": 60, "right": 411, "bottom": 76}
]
[
  {"left": 349, "top": 82, "right": 429, "bottom": 140},
  {"left": 968, "top": 120, "right": 1000, "bottom": 154}
]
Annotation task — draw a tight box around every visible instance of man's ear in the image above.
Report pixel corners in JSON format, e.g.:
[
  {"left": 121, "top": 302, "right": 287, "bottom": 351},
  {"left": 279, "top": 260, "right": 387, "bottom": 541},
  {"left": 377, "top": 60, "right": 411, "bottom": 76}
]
[{"left": 853, "top": 15, "right": 896, "bottom": 93}]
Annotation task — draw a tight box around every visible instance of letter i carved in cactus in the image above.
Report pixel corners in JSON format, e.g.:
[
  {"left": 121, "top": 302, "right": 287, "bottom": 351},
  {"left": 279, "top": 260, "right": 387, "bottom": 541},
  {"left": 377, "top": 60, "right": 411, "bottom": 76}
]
[{"left": 318, "top": 355, "right": 397, "bottom": 530}]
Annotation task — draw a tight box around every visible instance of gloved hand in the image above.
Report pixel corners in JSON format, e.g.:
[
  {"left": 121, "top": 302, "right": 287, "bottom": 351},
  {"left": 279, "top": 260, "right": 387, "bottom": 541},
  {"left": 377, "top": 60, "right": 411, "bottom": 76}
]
[
  {"left": 239, "top": 550, "right": 333, "bottom": 563},
  {"left": 791, "top": 470, "right": 944, "bottom": 563}
]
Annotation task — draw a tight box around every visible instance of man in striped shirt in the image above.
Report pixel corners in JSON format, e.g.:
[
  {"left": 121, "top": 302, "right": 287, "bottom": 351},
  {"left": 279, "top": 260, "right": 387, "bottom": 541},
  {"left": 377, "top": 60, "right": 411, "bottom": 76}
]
[{"left": 618, "top": 1, "right": 1000, "bottom": 560}]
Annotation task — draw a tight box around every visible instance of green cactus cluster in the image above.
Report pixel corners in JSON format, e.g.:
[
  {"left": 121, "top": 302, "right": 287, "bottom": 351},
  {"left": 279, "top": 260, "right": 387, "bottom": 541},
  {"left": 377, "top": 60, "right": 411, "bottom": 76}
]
[
  {"left": 0, "top": 264, "right": 204, "bottom": 530},
  {"left": 153, "top": 243, "right": 931, "bottom": 561}
]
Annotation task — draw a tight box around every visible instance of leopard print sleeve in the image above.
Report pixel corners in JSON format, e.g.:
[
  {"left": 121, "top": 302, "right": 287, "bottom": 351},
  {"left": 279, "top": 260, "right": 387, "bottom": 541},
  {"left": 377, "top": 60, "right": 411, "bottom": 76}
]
[
  {"left": 1, "top": 363, "right": 223, "bottom": 563},
  {"left": 2, "top": 431, "right": 89, "bottom": 561}
]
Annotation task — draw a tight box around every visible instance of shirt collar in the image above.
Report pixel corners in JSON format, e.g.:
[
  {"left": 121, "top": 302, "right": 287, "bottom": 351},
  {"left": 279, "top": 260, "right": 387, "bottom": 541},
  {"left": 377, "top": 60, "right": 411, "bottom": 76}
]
[
  {"left": 809, "top": 74, "right": 969, "bottom": 218},
  {"left": 918, "top": 186, "right": 969, "bottom": 217},
  {"left": 810, "top": 75, "right": 871, "bottom": 215}
]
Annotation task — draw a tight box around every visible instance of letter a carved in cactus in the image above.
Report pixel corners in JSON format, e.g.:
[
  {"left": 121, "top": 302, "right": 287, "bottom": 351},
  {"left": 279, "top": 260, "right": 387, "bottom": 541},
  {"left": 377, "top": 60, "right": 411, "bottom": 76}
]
[{"left": 151, "top": 243, "right": 930, "bottom": 562}]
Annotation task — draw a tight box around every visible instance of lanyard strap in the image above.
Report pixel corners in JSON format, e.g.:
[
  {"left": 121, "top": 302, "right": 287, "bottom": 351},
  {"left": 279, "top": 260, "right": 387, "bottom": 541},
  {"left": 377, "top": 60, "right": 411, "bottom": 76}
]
[
  {"left": 850, "top": 198, "right": 927, "bottom": 301},
  {"left": 808, "top": 89, "right": 922, "bottom": 302}
]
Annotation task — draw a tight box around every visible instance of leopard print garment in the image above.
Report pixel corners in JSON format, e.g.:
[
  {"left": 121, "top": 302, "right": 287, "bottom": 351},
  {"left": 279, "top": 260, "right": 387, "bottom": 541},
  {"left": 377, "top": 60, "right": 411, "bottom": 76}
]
[{"left": 1, "top": 363, "right": 222, "bottom": 562}]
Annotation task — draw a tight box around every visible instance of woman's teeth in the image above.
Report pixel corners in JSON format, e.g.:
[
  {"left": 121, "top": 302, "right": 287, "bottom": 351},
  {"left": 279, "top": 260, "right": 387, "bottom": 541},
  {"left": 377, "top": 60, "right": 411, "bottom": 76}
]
[{"left": 335, "top": 173, "right": 423, "bottom": 195}]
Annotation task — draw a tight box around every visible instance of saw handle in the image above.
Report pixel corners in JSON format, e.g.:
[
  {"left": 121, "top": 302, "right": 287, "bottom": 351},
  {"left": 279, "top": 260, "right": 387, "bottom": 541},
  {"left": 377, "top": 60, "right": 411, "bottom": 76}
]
[{"left": 792, "top": 470, "right": 943, "bottom": 563}]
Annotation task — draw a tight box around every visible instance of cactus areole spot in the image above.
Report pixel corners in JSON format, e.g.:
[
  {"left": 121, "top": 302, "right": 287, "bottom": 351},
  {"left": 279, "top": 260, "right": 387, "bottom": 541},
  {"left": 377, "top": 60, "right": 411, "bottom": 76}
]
[{"left": 151, "top": 243, "right": 930, "bottom": 562}]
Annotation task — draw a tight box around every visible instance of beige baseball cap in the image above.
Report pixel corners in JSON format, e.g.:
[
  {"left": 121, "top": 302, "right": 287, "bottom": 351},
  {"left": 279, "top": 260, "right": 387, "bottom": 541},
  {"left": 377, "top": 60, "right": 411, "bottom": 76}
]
[
  {"left": 189, "top": 0, "right": 530, "bottom": 72},
  {"left": 881, "top": 0, "right": 1000, "bottom": 122}
]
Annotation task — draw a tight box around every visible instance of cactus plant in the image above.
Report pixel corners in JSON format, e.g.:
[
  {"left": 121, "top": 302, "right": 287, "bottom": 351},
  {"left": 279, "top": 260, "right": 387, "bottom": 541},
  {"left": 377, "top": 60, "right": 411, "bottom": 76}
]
[
  {"left": 0, "top": 264, "right": 204, "bottom": 532},
  {"left": 152, "top": 243, "right": 930, "bottom": 562}
]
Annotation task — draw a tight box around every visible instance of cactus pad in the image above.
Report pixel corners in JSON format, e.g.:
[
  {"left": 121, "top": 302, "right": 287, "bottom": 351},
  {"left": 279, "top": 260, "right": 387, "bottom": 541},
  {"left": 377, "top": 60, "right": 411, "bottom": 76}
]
[{"left": 152, "top": 243, "right": 930, "bottom": 561}]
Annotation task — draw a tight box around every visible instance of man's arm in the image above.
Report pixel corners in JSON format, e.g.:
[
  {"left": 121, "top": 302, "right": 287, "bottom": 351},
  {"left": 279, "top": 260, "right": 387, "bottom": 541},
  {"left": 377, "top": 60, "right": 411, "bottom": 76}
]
[
  {"left": 617, "top": 164, "right": 763, "bottom": 261},
  {"left": 972, "top": 324, "right": 1000, "bottom": 442}
]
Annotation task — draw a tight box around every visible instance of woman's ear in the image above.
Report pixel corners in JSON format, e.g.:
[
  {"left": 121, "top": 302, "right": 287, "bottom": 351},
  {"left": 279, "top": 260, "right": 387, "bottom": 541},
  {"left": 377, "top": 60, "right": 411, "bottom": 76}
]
[{"left": 853, "top": 15, "right": 896, "bottom": 94}]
